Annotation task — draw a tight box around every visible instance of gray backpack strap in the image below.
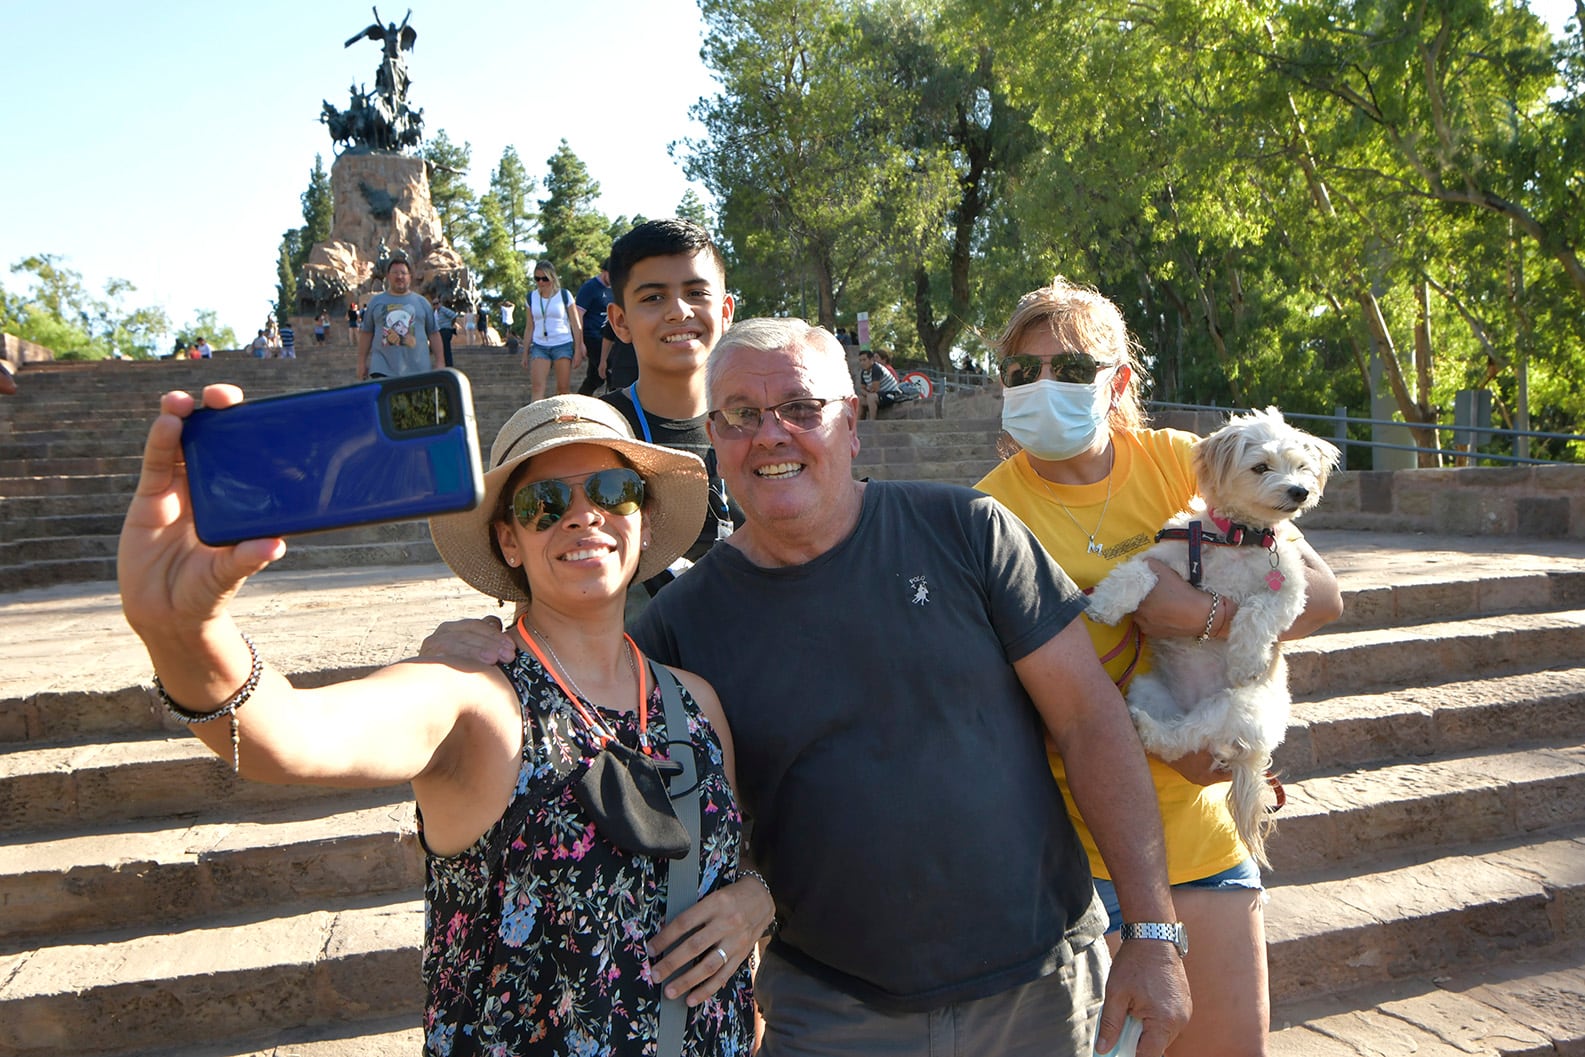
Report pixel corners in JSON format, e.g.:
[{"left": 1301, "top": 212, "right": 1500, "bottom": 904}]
[{"left": 653, "top": 660, "right": 701, "bottom": 1057}]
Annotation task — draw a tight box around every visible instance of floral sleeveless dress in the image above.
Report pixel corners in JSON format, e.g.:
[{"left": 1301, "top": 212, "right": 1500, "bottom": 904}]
[{"left": 419, "top": 651, "right": 755, "bottom": 1056}]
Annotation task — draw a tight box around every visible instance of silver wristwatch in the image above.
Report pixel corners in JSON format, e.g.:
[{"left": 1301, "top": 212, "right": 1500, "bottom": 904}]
[{"left": 1119, "top": 921, "right": 1188, "bottom": 957}]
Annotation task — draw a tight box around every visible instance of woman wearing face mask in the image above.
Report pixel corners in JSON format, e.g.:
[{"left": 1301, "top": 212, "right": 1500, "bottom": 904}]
[{"left": 976, "top": 277, "right": 1341, "bottom": 1057}]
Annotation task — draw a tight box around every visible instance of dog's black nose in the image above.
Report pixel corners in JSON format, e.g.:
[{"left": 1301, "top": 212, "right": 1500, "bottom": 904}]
[{"left": 1288, "top": 485, "right": 1310, "bottom": 503}]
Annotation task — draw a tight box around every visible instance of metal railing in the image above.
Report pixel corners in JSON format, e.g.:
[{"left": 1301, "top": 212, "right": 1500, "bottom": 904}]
[{"left": 1147, "top": 400, "right": 1585, "bottom": 467}]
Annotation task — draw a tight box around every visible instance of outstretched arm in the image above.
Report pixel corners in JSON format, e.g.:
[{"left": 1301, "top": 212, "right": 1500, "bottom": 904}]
[{"left": 118, "top": 385, "right": 497, "bottom": 787}]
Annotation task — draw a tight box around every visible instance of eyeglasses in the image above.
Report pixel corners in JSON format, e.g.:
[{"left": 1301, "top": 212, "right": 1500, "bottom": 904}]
[
  {"left": 534, "top": 276, "right": 551, "bottom": 284},
  {"left": 707, "top": 397, "right": 845, "bottom": 438},
  {"left": 511, "top": 467, "right": 645, "bottom": 531},
  {"left": 999, "top": 351, "right": 1117, "bottom": 388}
]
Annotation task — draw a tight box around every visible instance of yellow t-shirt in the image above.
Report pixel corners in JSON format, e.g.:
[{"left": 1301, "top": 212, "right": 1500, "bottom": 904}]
[{"left": 975, "top": 428, "right": 1247, "bottom": 884}]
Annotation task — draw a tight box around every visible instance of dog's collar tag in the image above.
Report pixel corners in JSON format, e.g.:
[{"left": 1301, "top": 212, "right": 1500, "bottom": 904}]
[{"left": 1265, "top": 568, "right": 1286, "bottom": 591}]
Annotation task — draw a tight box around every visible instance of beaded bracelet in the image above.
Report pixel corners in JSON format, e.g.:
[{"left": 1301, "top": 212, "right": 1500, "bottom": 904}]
[
  {"left": 738, "top": 868, "right": 779, "bottom": 937},
  {"left": 1195, "top": 592, "right": 1222, "bottom": 645},
  {"left": 154, "top": 633, "right": 262, "bottom": 774}
]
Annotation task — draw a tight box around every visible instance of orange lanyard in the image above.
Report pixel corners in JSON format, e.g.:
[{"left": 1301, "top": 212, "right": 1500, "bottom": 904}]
[{"left": 515, "top": 614, "right": 652, "bottom": 755}]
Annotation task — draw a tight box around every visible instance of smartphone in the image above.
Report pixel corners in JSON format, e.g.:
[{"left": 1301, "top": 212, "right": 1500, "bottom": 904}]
[{"left": 181, "top": 369, "right": 484, "bottom": 546}]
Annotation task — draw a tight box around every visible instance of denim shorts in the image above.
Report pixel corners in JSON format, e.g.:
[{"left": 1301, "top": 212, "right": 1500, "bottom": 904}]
[
  {"left": 1092, "top": 859, "right": 1263, "bottom": 933},
  {"left": 529, "top": 340, "right": 575, "bottom": 361}
]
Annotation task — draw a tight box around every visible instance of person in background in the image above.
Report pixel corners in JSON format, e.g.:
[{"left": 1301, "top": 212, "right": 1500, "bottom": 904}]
[
  {"left": 856, "top": 348, "right": 905, "bottom": 420},
  {"left": 576, "top": 257, "right": 616, "bottom": 396},
  {"left": 524, "top": 262, "right": 585, "bottom": 402},
  {"left": 357, "top": 256, "right": 442, "bottom": 379},
  {"left": 975, "top": 277, "right": 1342, "bottom": 1057},
  {"left": 433, "top": 297, "right": 459, "bottom": 368}
]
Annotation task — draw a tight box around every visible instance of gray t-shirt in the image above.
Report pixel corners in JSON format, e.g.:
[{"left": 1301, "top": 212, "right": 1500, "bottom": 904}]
[
  {"left": 360, "top": 292, "right": 438, "bottom": 376},
  {"left": 631, "top": 479, "right": 1099, "bottom": 1011}
]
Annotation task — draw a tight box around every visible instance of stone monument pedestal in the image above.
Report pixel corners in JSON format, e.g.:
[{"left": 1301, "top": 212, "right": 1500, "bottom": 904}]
[{"left": 298, "top": 153, "right": 475, "bottom": 313}]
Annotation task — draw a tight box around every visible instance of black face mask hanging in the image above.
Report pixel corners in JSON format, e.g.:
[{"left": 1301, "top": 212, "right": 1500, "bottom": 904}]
[{"left": 572, "top": 740, "right": 691, "bottom": 859}]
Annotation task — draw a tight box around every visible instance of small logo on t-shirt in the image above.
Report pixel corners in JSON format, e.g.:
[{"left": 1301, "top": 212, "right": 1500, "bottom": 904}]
[{"left": 908, "top": 575, "right": 930, "bottom": 606}]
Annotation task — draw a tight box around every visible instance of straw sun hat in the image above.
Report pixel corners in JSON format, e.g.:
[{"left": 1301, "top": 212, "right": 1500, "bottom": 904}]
[{"left": 430, "top": 395, "right": 707, "bottom": 602}]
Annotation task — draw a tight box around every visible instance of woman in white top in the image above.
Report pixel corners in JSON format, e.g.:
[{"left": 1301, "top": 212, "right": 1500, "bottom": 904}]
[{"left": 523, "top": 260, "right": 587, "bottom": 402}]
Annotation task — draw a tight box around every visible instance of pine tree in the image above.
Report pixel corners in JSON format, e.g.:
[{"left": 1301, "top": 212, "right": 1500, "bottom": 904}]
[
  {"left": 276, "top": 232, "right": 300, "bottom": 320},
  {"left": 489, "top": 146, "right": 537, "bottom": 254},
  {"left": 422, "top": 130, "right": 481, "bottom": 265},
  {"left": 292, "top": 156, "right": 334, "bottom": 278},
  {"left": 537, "top": 140, "right": 610, "bottom": 285}
]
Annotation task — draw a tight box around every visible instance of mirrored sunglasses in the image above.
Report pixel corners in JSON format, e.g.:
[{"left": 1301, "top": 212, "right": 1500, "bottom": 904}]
[
  {"left": 999, "top": 351, "right": 1117, "bottom": 388},
  {"left": 707, "top": 397, "right": 844, "bottom": 439},
  {"left": 511, "top": 467, "right": 645, "bottom": 531}
]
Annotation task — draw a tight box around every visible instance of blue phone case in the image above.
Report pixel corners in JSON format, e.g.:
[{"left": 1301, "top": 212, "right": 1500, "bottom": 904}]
[{"left": 182, "top": 369, "right": 484, "bottom": 546}]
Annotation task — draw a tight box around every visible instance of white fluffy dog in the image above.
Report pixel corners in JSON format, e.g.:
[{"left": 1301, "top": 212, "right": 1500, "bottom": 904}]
[{"left": 1085, "top": 408, "right": 1340, "bottom": 866}]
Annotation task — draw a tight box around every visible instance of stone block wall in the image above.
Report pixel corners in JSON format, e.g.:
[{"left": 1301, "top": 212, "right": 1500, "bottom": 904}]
[
  {"left": 1306, "top": 464, "right": 1585, "bottom": 538},
  {"left": 0, "top": 334, "right": 55, "bottom": 368}
]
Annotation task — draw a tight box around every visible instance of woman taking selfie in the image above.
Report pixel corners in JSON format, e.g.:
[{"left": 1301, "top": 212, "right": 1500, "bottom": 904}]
[{"left": 118, "top": 391, "right": 768, "bottom": 1056}]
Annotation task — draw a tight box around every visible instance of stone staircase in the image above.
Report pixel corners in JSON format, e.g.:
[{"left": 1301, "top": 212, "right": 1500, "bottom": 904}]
[
  {"left": 2, "top": 360, "right": 1583, "bottom": 1054},
  {"left": 0, "top": 348, "right": 547, "bottom": 592}
]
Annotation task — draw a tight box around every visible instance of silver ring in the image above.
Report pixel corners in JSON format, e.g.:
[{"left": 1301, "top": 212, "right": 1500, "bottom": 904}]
[{"left": 715, "top": 946, "right": 729, "bottom": 965}]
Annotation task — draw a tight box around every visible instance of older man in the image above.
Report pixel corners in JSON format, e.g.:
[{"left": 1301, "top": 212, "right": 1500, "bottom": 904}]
[
  {"left": 640, "top": 319, "right": 1188, "bottom": 1056},
  {"left": 421, "top": 319, "right": 1190, "bottom": 1056}
]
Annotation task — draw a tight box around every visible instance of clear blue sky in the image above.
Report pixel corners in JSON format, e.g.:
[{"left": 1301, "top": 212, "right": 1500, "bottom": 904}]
[
  {"left": 1, "top": 0, "right": 719, "bottom": 342},
  {"left": 1, "top": 1, "right": 1576, "bottom": 346}
]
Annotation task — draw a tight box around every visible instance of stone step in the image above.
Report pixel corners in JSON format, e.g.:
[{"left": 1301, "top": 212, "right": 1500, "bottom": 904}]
[
  {"left": 0, "top": 455, "right": 145, "bottom": 477},
  {"left": 1284, "top": 609, "right": 1585, "bottom": 697},
  {"left": 0, "top": 472, "right": 137, "bottom": 497},
  {"left": 1268, "top": 741, "right": 1585, "bottom": 874},
  {"left": 1268, "top": 942, "right": 1585, "bottom": 1056},
  {"left": 0, "top": 897, "right": 423, "bottom": 1057},
  {"left": 0, "top": 734, "right": 395, "bottom": 838},
  {"left": 0, "top": 797, "right": 418, "bottom": 946},
  {"left": 1264, "top": 828, "right": 1585, "bottom": 1004},
  {"left": 156, "top": 1017, "right": 421, "bottom": 1057},
  {"left": 1280, "top": 665, "right": 1585, "bottom": 775},
  {"left": 856, "top": 459, "right": 1001, "bottom": 483},
  {"left": 0, "top": 510, "right": 132, "bottom": 543}
]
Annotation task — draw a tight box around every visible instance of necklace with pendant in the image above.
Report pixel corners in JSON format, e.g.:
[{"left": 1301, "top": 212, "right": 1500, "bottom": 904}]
[
  {"left": 1037, "top": 445, "right": 1115, "bottom": 556},
  {"left": 520, "top": 617, "right": 649, "bottom": 751}
]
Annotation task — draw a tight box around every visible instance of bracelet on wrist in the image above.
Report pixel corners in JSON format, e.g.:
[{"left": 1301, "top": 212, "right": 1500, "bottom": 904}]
[
  {"left": 738, "top": 868, "right": 779, "bottom": 937},
  {"left": 1195, "top": 591, "right": 1221, "bottom": 645},
  {"left": 154, "top": 632, "right": 262, "bottom": 774}
]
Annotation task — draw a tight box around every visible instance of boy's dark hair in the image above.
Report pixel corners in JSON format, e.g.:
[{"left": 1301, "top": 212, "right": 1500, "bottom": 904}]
[{"left": 608, "top": 218, "right": 725, "bottom": 307}]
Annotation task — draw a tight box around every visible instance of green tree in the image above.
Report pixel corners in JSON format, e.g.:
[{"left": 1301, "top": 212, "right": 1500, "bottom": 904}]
[
  {"left": 422, "top": 130, "right": 481, "bottom": 265},
  {"left": 537, "top": 140, "right": 610, "bottom": 283},
  {"left": 299, "top": 155, "right": 333, "bottom": 265},
  {"left": 276, "top": 231, "right": 300, "bottom": 321},
  {"left": 175, "top": 309, "right": 239, "bottom": 352},
  {"left": 489, "top": 146, "right": 537, "bottom": 254},
  {"left": 476, "top": 195, "right": 528, "bottom": 311},
  {"left": 676, "top": 189, "right": 711, "bottom": 227},
  {"left": 685, "top": 0, "right": 893, "bottom": 327},
  {"left": 3, "top": 254, "right": 172, "bottom": 359}
]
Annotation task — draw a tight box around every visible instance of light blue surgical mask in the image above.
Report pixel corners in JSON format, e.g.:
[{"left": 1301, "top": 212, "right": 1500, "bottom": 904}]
[{"left": 1000, "top": 376, "right": 1112, "bottom": 461}]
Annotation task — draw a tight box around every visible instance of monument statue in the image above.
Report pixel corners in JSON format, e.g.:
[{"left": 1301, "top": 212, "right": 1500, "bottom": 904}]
[
  {"left": 296, "top": 7, "right": 477, "bottom": 318},
  {"left": 319, "top": 7, "right": 424, "bottom": 155}
]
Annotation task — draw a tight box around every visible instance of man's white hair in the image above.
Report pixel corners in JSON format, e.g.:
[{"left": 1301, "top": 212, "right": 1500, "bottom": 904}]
[{"left": 707, "top": 318, "right": 856, "bottom": 405}]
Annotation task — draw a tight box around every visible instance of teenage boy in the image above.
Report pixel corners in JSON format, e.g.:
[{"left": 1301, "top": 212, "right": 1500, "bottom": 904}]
[{"left": 602, "top": 218, "right": 739, "bottom": 593}]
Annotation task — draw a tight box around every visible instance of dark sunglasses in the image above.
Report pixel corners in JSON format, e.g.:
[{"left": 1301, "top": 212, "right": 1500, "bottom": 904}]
[
  {"left": 534, "top": 276, "right": 552, "bottom": 283},
  {"left": 707, "top": 397, "right": 844, "bottom": 438},
  {"left": 511, "top": 467, "right": 645, "bottom": 531},
  {"left": 999, "top": 351, "right": 1117, "bottom": 387}
]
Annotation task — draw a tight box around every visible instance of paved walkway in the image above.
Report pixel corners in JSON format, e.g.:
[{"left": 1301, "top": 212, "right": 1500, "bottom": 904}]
[{"left": 5, "top": 529, "right": 1585, "bottom": 704}]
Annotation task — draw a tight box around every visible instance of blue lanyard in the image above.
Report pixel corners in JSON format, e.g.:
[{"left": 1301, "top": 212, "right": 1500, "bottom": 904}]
[{"left": 626, "top": 383, "right": 654, "bottom": 442}]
